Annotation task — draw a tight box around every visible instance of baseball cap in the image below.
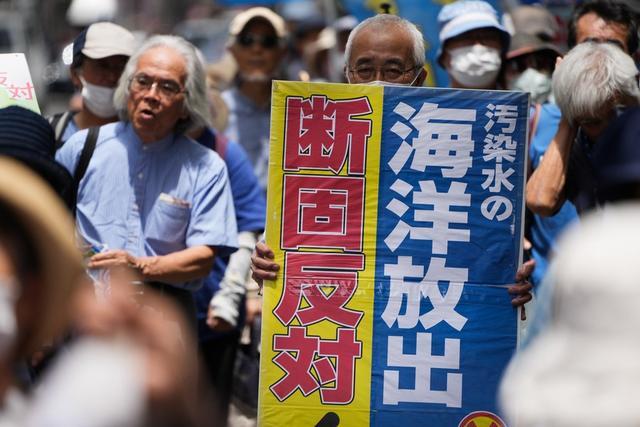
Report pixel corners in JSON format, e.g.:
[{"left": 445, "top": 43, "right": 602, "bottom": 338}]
[
  {"left": 65, "top": 22, "right": 135, "bottom": 66},
  {"left": 437, "top": 0, "right": 510, "bottom": 62},
  {"left": 229, "top": 7, "right": 287, "bottom": 39}
]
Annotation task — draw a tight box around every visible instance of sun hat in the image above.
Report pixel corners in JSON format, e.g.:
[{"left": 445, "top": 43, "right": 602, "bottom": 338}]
[
  {"left": 0, "top": 157, "right": 83, "bottom": 354},
  {"left": 507, "top": 33, "right": 563, "bottom": 60},
  {"left": 500, "top": 203, "right": 640, "bottom": 426},
  {"left": 437, "top": 0, "right": 510, "bottom": 63}
]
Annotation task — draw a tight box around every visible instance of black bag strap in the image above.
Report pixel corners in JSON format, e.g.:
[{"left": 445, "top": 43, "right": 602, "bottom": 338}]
[
  {"left": 71, "top": 126, "right": 99, "bottom": 214},
  {"left": 48, "top": 111, "right": 76, "bottom": 150}
]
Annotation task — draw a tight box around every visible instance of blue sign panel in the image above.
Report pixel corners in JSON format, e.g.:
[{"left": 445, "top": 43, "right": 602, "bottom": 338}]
[{"left": 370, "top": 86, "right": 529, "bottom": 426}]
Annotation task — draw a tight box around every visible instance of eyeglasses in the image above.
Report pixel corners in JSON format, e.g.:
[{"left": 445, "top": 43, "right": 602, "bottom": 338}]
[
  {"left": 129, "top": 74, "right": 186, "bottom": 99},
  {"left": 348, "top": 65, "right": 420, "bottom": 83},
  {"left": 237, "top": 33, "right": 280, "bottom": 49}
]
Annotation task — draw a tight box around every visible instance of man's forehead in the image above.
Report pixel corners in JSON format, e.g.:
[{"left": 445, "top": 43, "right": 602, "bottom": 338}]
[
  {"left": 349, "top": 26, "right": 414, "bottom": 64},
  {"left": 576, "top": 12, "right": 628, "bottom": 50},
  {"left": 136, "top": 47, "right": 187, "bottom": 78}
]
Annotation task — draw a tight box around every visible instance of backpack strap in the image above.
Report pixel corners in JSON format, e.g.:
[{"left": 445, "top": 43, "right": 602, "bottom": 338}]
[
  {"left": 48, "top": 111, "right": 76, "bottom": 150},
  {"left": 71, "top": 126, "right": 99, "bottom": 214}
]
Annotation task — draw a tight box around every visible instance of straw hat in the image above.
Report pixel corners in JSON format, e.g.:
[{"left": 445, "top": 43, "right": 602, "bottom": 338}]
[{"left": 0, "top": 157, "right": 83, "bottom": 353}]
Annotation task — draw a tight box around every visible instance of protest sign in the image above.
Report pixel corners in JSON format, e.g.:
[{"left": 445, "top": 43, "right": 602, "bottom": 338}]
[
  {"left": 0, "top": 53, "right": 39, "bottom": 113},
  {"left": 260, "top": 81, "right": 528, "bottom": 426}
]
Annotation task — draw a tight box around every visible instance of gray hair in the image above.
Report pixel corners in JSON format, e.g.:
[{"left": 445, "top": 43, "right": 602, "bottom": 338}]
[
  {"left": 553, "top": 42, "right": 640, "bottom": 124},
  {"left": 114, "top": 35, "right": 211, "bottom": 135},
  {"left": 344, "top": 14, "right": 425, "bottom": 68}
]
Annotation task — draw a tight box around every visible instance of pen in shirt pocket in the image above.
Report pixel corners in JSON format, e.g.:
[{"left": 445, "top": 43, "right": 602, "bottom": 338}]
[{"left": 158, "top": 192, "right": 191, "bottom": 208}]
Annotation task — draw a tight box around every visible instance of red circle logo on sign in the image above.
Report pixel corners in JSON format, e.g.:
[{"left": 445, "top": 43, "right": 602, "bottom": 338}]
[{"left": 458, "top": 411, "right": 507, "bottom": 427}]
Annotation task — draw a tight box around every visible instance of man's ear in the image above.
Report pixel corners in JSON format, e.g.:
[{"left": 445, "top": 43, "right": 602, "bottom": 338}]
[{"left": 69, "top": 67, "right": 82, "bottom": 90}]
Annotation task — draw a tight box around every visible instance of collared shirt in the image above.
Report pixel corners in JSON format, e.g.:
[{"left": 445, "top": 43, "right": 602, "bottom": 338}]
[
  {"left": 56, "top": 121, "right": 238, "bottom": 290},
  {"left": 61, "top": 116, "right": 80, "bottom": 143},
  {"left": 222, "top": 87, "right": 271, "bottom": 190}
]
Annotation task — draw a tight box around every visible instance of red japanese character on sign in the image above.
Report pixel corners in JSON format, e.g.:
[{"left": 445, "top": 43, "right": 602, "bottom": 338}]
[
  {"left": 270, "top": 327, "right": 362, "bottom": 404},
  {"left": 317, "top": 328, "right": 361, "bottom": 404},
  {"left": 274, "top": 252, "right": 364, "bottom": 328},
  {"left": 284, "top": 95, "right": 372, "bottom": 175},
  {"left": 0, "top": 73, "right": 8, "bottom": 86},
  {"left": 271, "top": 326, "right": 320, "bottom": 400},
  {"left": 6, "top": 82, "right": 34, "bottom": 100},
  {"left": 282, "top": 175, "right": 365, "bottom": 251}
]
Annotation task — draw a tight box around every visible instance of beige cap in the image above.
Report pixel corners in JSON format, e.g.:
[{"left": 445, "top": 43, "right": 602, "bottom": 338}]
[
  {"left": 81, "top": 22, "right": 135, "bottom": 59},
  {"left": 229, "top": 7, "right": 287, "bottom": 38}
]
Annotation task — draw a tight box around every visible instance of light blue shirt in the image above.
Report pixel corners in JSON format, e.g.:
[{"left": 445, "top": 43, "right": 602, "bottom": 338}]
[
  {"left": 61, "top": 116, "right": 79, "bottom": 143},
  {"left": 56, "top": 121, "right": 238, "bottom": 290}
]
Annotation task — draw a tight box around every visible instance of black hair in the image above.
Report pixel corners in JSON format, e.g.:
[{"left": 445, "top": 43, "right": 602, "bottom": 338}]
[{"left": 568, "top": 0, "right": 639, "bottom": 53}]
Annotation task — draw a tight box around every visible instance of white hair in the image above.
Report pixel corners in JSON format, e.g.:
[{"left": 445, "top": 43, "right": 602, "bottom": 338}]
[
  {"left": 553, "top": 42, "right": 640, "bottom": 124},
  {"left": 114, "top": 35, "right": 211, "bottom": 135},
  {"left": 344, "top": 14, "right": 425, "bottom": 68}
]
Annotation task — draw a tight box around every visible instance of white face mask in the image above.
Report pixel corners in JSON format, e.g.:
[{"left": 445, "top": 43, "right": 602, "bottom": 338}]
[
  {"left": 0, "top": 279, "right": 17, "bottom": 361},
  {"left": 447, "top": 44, "right": 502, "bottom": 89},
  {"left": 80, "top": 77, "right": 117, "bottom": 118},
  {"left": 511, "top": 68, "right": 553, "bottom": 104}
]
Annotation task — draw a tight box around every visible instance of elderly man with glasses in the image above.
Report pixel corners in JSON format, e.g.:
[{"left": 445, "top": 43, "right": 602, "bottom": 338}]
[
  {"left": 251, "top": 13, "right": 534, "bottom": 312},
  {"left": 55, "top": 35, "right": 238, "bottom": 326}
]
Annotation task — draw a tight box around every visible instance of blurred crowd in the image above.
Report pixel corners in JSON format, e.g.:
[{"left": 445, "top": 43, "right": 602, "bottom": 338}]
[{"left": 0, "top": 0, "right": 639, "bottom": 426}]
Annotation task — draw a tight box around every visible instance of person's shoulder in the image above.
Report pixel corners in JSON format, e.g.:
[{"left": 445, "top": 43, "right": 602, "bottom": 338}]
[
  {"left": 99, "top": 121, "right": 126, "bottom": 140},
  {"left": 177, "top": 133, "right": 226, "bottom": 169}
]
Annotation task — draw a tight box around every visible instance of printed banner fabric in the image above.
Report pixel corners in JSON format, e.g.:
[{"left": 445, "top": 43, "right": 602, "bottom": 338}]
[{"left": 260, "top": 80, "right": 529, "bottom": 427}]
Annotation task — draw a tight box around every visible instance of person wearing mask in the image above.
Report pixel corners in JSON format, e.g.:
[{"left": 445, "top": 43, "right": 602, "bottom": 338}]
[
  {"left": 223, "top": 7, "right": 288, "bottom": 191},
  {"left": 505, "top": 33, "right": 562, "bottom": 105},
  {"left": 527, "top": 0, "right": 640, "bottom": 217},
  {"left": 50, "top": 22, "right": 135, "bottom": 146},
  {"left": 436, "top": 0, "right": 510, "bottom": 90},
  {"left": 251, "top": 13, "right": 534, "bottom": 312}
]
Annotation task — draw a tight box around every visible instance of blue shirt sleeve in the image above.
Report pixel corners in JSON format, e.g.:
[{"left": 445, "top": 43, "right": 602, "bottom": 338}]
[
  {"left": 186, "top": 151, "right": 238, "bottom": 257},
  {"left": 225, "top": 141, "right": 266, "bottom": 233}
]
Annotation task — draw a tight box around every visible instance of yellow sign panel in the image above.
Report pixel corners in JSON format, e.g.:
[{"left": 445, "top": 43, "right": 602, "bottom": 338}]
[{"left": 260, "top": 81, "right": 383, "bottom": 426}]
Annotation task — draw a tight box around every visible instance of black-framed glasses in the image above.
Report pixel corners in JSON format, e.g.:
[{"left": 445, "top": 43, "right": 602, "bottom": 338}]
[
  {"left": 129, "top": 74, "right": 186, "bottom": 99},
  {"left": 237, "top": 33, "right": 280, "bottom": 49},
  {"left": 348, "top": 65, "right": 420, "bottom": 83}
]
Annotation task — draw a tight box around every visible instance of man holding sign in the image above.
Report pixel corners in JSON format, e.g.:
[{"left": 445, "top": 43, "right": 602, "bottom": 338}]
[
  {"left": 251, "top": 13, "right": 533, "bottom": 307},
  {"left": 251, "top": 11, "right": 533, "bottom": 427}
]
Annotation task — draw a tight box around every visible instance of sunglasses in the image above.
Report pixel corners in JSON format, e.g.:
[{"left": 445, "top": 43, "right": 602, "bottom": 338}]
[{"left": 237, "top": 33, "right": 280, "bottom": 49}]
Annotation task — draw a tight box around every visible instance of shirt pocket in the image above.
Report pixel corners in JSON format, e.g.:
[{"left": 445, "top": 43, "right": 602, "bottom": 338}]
[{"left": 145, "top": 198, "right": 190, "bottom": 253}]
